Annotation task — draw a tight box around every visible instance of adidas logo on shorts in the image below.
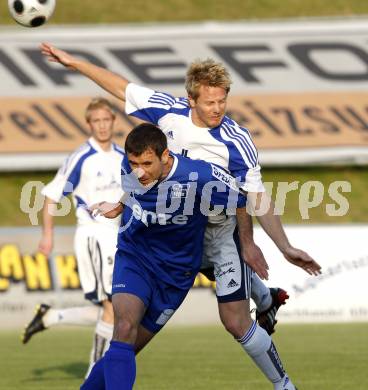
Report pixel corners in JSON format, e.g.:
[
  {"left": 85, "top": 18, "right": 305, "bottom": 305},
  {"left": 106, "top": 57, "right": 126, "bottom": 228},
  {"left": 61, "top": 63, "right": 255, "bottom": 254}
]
[{"left": 227, "top": 279, "right": 239, "bottom": 288}]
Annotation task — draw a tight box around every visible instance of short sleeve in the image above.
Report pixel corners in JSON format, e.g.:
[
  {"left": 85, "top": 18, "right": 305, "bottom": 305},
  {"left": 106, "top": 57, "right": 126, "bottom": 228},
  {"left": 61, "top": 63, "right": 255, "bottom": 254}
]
[
  {"left": 237, "top": 164, "right": 265, "bottom": 193},
  {"left": 42, "top": 144, "right": 95, "bottom": 202},
  {"left": 125, "top": 83, "right": 177, "bottom": 125},
  {"left": 42, "top": 171, "right": 67, "bottom": 202}
]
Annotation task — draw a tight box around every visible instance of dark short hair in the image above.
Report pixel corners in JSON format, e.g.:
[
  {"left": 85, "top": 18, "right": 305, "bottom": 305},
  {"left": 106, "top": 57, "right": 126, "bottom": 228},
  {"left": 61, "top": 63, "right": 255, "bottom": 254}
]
[{"left": 125, "top": 123, "right": 167, "bottom": 157}]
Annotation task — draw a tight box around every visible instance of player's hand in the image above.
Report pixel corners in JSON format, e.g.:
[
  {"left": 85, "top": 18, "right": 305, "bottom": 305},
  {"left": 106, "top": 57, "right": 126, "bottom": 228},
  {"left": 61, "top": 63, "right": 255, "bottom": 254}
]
[
  {"left": 89, "top": 202, "right": 123, "bottom": 219},
  {"left": 282, "top": 246, "right": 322, "bottom": 276},
  {"left": 38, "top": 235, "right": 53, "bottom": 256},
  {"left": 241, "top": 243, "right": 269, "bottom": 280},
  {"left": 40, "top": 42, "right": 76, "bottom": 68}
]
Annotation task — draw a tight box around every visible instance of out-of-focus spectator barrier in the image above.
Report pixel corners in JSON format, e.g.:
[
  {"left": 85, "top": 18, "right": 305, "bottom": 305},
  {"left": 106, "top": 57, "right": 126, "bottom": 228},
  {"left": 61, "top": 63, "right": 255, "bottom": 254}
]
[
  {"left": 1, "top": 225, "right": 367, "bottom": 328},
  {"left": 0, "top": 19, "right": 368, "bottom": 170}
]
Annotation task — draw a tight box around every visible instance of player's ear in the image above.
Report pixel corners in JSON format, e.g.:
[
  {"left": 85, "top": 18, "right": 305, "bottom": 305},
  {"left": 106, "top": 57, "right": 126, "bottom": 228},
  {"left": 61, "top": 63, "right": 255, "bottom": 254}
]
[
  {"left": 161, "top": 149, "right": 170, "bottom": 164},
  {"left": 86, "top": 121, "right": 93, "bottom": 133},
  {"left": 188, "top": 95, "right": 196, "bottom": 108}
]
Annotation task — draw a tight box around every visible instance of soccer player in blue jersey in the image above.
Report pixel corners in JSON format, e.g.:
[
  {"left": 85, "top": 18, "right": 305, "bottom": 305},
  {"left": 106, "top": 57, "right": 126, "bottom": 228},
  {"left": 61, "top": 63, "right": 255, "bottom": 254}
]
[
  {"left": 82, "top": 123, "right": 248, "bottom": 390},
  {"left": 41, "top": 44, "right": 321, "bottom": 390}
]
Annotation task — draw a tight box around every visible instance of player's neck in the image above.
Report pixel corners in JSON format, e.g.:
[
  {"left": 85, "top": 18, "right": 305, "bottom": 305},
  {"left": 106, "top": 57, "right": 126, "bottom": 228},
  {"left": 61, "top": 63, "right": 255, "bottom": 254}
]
[
  {"left": 95, "top": 139, "right": 112, "bottom": 152},
  {"left": 190, "top": 110, "right": 209, "bottom": 129}
]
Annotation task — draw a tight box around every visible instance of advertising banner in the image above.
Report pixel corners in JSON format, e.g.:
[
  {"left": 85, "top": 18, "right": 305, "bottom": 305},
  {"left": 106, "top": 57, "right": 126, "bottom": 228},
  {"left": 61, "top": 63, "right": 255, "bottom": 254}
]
[
  {"left": 0, "top": 19, "right": 368, "bottom": 169},
  {"left": 253, "top": 224, "right": 368, "bottom": 323},
  {"left": 1, "top": 225, "right": 366, "bottom": 328}
]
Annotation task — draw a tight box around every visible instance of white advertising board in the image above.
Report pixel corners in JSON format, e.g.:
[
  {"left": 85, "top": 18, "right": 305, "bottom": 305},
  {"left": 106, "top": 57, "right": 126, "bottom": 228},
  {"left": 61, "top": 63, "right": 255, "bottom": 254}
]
[
  {"left": 0, "top": 19, "right": 368, "bottom": 169},
  {"left": 252, "top": 224, "right": 368, "bottom": 323},
  {"left": 0, "top": 225, "right": 367, "bottom": 328}
]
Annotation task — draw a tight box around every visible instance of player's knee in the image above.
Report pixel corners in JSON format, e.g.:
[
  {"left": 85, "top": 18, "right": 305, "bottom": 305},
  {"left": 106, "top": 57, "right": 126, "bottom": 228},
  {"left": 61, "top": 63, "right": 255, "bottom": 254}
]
[
  {"left": 114, "top": 318, "right": 137, "bottom": 344},
  {"left": 221, "top": 318, "right": 244, "bottom": 338},
  {"left": 220, "top": 314, "right": 252, "bottom": 338}
]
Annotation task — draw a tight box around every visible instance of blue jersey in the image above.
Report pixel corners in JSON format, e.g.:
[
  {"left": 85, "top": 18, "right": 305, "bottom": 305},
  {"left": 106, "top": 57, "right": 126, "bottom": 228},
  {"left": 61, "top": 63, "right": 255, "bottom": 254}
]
[{"left": 117, "top": 153, "right": 246, "bottom": 290}]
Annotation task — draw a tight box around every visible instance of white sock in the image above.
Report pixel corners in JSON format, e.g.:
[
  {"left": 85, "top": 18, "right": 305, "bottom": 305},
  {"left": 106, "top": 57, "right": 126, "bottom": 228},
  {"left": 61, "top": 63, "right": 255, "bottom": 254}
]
[
  {"left": 85, "top": 319, "right": 113, "bottom": 378},
  {"left": 43, "top": 306, "right": 100, "bottom": 327},
  {"left": 237, "top": 321, "right": 295, "bottom": 389},
  {"left": 251, "top": 274, "right": 272, "bottom": 312}
]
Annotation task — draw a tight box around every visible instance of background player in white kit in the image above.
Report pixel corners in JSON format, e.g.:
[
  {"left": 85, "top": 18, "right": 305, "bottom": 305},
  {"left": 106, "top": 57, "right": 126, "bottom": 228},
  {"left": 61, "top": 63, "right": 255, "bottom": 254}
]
[
  {"left": 40, "top": 44, "right": 321, "bottom": 390},
  {"left": 22, "top": 98, "right": 125, "bottom": 376}
]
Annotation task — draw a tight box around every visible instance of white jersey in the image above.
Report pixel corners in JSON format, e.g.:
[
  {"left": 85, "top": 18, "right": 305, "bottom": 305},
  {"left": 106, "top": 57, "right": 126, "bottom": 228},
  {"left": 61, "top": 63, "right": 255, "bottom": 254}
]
[
  {"left": 125, "top": 83, "right": 265, "bottom": 194},
  {"left": 125, "top": 83, "right": 263, "bottom": 300},
  {"left": 42, "top": 137, "right": 125, "bottom": 228}
]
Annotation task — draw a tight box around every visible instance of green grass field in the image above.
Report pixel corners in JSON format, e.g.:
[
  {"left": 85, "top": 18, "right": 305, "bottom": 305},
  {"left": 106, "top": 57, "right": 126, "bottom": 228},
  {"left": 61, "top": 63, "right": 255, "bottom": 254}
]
[
  {"left": 1, "top": 324, "right": 367, "bottom": 389},
  {"left": 2, "top": 166, "right": 367, "bottom": 226}
]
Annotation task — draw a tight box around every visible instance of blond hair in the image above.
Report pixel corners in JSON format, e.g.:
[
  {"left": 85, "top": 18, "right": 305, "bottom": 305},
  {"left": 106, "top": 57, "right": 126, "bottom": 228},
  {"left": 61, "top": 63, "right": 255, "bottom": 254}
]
[
  {"left": 185, "top": 58, "right": 232, "bottom": 100},
  {"left": 85, "top": 97, "right": 116, "bottom": 122}
]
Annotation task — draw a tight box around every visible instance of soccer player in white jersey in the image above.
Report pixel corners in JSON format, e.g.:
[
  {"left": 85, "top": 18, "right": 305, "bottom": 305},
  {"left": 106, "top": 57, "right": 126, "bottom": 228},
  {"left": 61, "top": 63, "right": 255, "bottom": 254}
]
[
  {"left": 22, "top": 98, "right": 125, "bottom": 376},
  {"left": 40, "top": 43, "right": 321, "bottom": 390}
]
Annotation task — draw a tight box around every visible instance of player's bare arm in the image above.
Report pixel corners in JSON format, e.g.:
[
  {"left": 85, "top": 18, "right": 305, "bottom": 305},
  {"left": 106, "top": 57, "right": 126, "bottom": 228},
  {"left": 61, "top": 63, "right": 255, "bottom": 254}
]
[
  {"left": 247, "top": 191, "right": 322, "bottom": 276},
  {"left": 38, "top": 196, "right": 56, "bottom": 256},
  {"left": 40, "top": 42, "right": 129, "bottom": 101},
  {"left": 89, "top": 201, "right": 124, "bottom": 219},
  {"left": 236, "top": 207, "right": 269, "bottom": 280}
]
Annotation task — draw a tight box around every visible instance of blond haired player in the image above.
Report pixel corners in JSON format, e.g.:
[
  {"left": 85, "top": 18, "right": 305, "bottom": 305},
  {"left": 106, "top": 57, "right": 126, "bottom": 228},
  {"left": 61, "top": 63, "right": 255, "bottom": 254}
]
[
  {"left": 40, "top": 43, "right": 321, "bottom": 390},
  {"left": 22, "top": 98, "right": 125, "bottom": 376}
]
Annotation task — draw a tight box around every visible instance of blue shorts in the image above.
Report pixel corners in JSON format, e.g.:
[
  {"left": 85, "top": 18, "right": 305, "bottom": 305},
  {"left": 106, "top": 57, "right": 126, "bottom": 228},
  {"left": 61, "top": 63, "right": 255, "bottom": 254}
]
[{"left": 112, "top": 249, "right": 191, "bottom": 333}]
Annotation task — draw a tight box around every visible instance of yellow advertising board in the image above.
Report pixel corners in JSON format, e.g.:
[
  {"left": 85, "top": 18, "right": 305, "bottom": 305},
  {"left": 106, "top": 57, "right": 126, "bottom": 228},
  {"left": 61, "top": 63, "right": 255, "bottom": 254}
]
[{"left": 0, "top": 92, "right": 367, "bottom": 154}]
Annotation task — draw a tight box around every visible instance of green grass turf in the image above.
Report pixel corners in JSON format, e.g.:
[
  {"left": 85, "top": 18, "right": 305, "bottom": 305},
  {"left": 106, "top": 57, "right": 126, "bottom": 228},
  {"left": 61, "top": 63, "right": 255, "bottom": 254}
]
[
  {"left": 0, "top": 323, "right": 367, "bottom": 389},
  {"left": 1, "top": 0, "right": 368, "bottom": 24},
  {"left": 261, "top": 167, "right": 368, "bottom": 224},
  {"left": 1, "top": 167, "right": 367, "bottom": 227}
]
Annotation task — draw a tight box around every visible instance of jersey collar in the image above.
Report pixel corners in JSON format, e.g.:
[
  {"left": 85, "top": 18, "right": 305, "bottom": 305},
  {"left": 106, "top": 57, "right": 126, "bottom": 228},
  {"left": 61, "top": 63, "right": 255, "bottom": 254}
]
[
  {"left": 189, "top": 110, "right": 225, "bottom": 131},
  {"left": 189, "top": 110, "right": 209, "bottom": 131},
  {"left": 88, "top": 137, "right": 113, "bottom": 153},
  {"left": 160, "top": 153, "right": 178, "bottom": 183}
]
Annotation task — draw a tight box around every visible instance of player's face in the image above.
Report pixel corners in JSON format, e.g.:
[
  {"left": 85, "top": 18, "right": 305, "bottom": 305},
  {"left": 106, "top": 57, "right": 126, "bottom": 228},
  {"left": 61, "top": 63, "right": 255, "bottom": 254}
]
[
  {"left": 88, "top": 108, "right": 115, "bottom": 143},
  {"left": 189, "top": 85, "right": 228, "bottom": 128},
  {"left": 128, "top": 148, "right": 170, "bottom": 186}
]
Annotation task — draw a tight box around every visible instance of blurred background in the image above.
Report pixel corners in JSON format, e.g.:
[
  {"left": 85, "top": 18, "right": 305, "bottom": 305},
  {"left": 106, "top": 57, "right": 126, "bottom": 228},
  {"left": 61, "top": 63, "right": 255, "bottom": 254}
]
[{"left": 0, "top": 1, "right": 367, "bottom": 389}]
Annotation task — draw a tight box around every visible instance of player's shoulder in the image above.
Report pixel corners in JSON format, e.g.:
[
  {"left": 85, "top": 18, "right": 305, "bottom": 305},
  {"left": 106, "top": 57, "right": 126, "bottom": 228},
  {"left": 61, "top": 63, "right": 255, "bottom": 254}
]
[
  {"left": 219, "top": 116, "right": 258, "bottom": 168},
  {"left": 174, "top": 97, "right": 190, "bottom": 109},
  {"left": 144, "top": 84, "right": 189, "bottom": 113},
  {"left": 70, "top": 140, "right": 92, "bottom": 155},
  {"left": 151, "top": 93, "right": 190, "bottom": 114},
  {"left": 121, "top": 153, "right": 131, "bottom": 173},
  {"left": 112, "top": 143, "right": 125, "bottom": 157},
  {"left": 174, "top": 153, "right": 209, "bottom": 173},
  {"left": 221, "top": 115, "right": 253, "bottom": 136},
  {"left": 60, "top": 141, "right": 97, "bottom": 174}
]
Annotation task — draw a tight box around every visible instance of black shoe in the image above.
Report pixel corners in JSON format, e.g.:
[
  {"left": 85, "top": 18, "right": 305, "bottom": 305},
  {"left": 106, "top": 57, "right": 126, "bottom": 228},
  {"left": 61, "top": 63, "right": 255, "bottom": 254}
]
[
  {"left": 256, "top": 288, "right": 289, "bottom": 335},
  {"left": 22, "top": 304, "right": 50, "bottom": 344}
]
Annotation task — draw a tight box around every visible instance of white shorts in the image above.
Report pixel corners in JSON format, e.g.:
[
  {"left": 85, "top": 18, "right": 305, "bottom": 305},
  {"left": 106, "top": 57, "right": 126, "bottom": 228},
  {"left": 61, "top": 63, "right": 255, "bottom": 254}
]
[
  {"left": 74, "top": 224, "right": 118, "bottom": 303},
  {"left": 202, "top": 216, "right": 253, "bottom": 303}
]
